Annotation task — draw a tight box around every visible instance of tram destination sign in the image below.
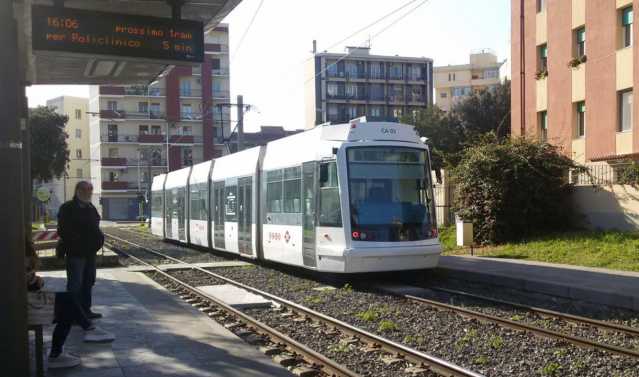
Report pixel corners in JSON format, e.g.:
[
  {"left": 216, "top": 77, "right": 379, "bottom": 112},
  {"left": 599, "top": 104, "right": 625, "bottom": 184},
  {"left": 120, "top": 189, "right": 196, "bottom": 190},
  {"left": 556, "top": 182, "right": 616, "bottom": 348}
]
[{"left": 31, "top": 5, "right": 204, "bottom": 63}]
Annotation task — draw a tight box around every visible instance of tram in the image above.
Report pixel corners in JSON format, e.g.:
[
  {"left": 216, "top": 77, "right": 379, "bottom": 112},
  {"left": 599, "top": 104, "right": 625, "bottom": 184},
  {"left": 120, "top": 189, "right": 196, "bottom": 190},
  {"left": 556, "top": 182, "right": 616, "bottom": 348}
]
[{"left": 151, "top": 119, "right": 441, "bottom": 273}]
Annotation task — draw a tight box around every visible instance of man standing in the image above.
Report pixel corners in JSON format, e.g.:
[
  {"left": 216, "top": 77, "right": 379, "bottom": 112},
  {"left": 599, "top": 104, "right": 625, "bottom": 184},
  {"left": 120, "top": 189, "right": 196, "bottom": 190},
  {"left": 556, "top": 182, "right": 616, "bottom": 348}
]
[{"left": 57, "top": 181, "right": 105, "bottom": 320}]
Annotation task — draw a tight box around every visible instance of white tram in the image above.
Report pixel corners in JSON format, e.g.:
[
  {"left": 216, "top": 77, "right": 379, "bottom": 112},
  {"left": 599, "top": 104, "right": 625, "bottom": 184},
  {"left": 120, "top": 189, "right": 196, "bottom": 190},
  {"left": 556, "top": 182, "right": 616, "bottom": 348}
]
[{"left": 151, "top": 120, "right": 442, "bottom": 273}]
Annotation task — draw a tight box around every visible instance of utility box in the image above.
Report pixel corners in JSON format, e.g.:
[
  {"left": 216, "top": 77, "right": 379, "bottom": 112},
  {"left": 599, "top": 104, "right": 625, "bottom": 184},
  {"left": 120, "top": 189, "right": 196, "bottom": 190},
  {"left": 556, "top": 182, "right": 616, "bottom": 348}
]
[{"left": 456, "top": 216, "right": 473, "bottom": 247}]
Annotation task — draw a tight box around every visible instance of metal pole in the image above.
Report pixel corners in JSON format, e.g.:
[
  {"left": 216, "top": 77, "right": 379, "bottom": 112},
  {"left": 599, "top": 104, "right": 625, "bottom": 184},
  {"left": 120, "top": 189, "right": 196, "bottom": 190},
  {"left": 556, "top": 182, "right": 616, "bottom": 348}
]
[
  {"left": 236, "top": 95, "right": 243, "bottom": 152},
  {"left": 0, "top": 1, "right": 29, "bottom": 375},
  {"left": 519, "top": 0, "right": 526, "bottom": 136}
]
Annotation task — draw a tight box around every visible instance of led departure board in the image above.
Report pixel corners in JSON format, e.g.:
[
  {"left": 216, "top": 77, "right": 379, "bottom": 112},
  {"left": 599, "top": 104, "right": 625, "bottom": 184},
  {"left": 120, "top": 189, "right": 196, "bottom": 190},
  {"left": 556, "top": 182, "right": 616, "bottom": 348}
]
[{"left": 32, "top": 5, "right": 204, "bottom": 63}]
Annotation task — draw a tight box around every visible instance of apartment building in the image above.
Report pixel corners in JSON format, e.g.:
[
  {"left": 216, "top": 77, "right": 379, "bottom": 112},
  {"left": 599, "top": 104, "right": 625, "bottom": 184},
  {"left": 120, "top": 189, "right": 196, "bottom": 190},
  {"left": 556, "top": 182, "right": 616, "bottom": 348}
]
[
  {"left": 40, "top": 96, "right": 90, "bottom": 216},
  {"left": 89, "top": 25, "right": 231, "bottom": 220},
  {"left": 512, "top": 0, "right": 638, "bottom": 165},
  {"left": 228, "top": 126, "right": 304, "bottom": 152},
  {"left": 434, "top": 50, "right": 505, "bottom": 111},
  {"left": 306, "top": 45, "right": 433, "bottom": 129}
]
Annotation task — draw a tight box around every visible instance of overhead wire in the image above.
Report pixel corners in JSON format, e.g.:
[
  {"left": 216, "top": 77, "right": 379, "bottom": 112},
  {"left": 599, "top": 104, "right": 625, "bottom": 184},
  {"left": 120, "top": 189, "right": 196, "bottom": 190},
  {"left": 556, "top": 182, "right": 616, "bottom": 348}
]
[
  {"left": 232, "top": 0, "right": 266, "bottom": 60},
  {"left": 303, "top": 0, "right": 431, "bottom": 85}
]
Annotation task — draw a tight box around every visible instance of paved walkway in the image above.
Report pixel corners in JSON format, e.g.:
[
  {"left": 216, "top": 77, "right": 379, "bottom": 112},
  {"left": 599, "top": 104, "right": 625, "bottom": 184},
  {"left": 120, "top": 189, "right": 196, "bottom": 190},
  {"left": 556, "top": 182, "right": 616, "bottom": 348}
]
[
  {"left": 37, "top": 269, "right": 292, "bottom": 377},
  {"left": 438, "top": 256, "right": 639, "bottom": 311}
]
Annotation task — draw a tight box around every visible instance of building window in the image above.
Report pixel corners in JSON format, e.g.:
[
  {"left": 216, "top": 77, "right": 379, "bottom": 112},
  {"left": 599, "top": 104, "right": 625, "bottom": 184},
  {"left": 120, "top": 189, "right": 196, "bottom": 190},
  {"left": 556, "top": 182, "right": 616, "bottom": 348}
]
[
  {"left": 138, "top": 102, "right": 148, "bottom": 113},
  {"left": 150, "top": 103, "right": 161, "bottom": 118},
  {"left": 537, "top": 0, "right": 545, "bottom": 13},
  {"left": 180, "top": 79, "right": 191, "bottom": 96},
  {"left": 347, "top": 105, "right": 358, "bottom": 119},
  {"left": 622, "top": 7, "right": 634, "bottom": 48},
  {"left": 182, "top": 126, "right": 192, "bottom": 135},
  {"left": 369, "top": 106, "right": 382, "bottom": 118},
  {"left": 75, "top": 109, "right": 81, "bottom": 120},
  {"left": 107, "top": 124, "right": 118, "bottom": 142},
  {"left": 619, "top": 89, "right": 633, "bottom": 132},
  {"left": 139, "top": 125, "right": 149, "bottom": 135},
  {"left": 151, "top": 125, "right": 162, "bottom": 135},
  {"left": 440, "top": 92, "right": 448, "bottom": 98},
  {"left": 183, "top": 148, "right": 193, "bottom": 166},
  {"left": 538, "top": 44, "right": 548, "bottom": 72},
  {"left": 389, "top": 64, "right": 403, "bottom": 80},
  {"left": 369, "top": 62, "right": 383, "bottom": 79},
  {"left": 107, "top": 101, "right": 117, "bottom": 111},
  {"left": 539, "top": 111, "right": 548, "bottom": 142},
  {"left": 109, "top": 171, "right": 119, "bottom": 182},
  {"left": 575, "top": 102, "right": 586, "bottom": 138},
  {"left": 575, "top": 27, "right": 586, "bottom": 57},
  {"left": 108, "top": 148, "right": 119, "bottom": 158},
  {"left": 75, "top": 149, "right": 82, "bottom": 159},
  {"left": 392, "top": 107, "right": 403, "bottom": 119},
  {"left": 212, "top": 80, "right": 223, "bottom": 96},
  {"left": 181, "top": 104, "right": 193, "bottom": 119},
  {"left": 76, "top": 168, "right": 83, "bottom": 178},
  {"left": 484, "top": 69, "right": 499, "bottom": 79},
  {"left": 75, "top": 129, "right": 81, "bottom": 138}
]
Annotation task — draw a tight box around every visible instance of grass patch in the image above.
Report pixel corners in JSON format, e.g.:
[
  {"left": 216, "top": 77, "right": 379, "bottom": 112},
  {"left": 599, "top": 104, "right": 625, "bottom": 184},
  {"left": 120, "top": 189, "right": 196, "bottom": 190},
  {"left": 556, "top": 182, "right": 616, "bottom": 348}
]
[
  {"left": 377, "top": 320, "right": 398, "bottom": 332},
  {"left": 441, "top": 228, "right": 639, "bottom": 272},
  {"left": 304, "top": 295, "right": 324, "bottom": 305},
  {"left": 540, "top": 362, "right": 562, "bottom": 376},
  {"left": 355, "top": 308, "right": 380, "bottom": 322},
  {"left": 488, "top": 335, "right": 504, "bottom": 350}
]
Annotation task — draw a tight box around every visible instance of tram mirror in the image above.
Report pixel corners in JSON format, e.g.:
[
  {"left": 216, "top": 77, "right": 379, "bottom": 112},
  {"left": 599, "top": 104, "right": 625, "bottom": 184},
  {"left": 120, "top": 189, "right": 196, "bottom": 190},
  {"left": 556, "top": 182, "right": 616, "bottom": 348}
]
[{"left": 319, "top": 164, "right": 328, "bottom": 184}]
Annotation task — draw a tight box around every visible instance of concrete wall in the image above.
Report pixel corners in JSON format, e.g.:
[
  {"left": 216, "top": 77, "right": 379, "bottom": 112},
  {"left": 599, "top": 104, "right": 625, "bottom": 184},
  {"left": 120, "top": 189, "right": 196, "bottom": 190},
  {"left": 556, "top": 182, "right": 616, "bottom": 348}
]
[{"left": 574, "top": 185, "right": 639, "bottom": 231}]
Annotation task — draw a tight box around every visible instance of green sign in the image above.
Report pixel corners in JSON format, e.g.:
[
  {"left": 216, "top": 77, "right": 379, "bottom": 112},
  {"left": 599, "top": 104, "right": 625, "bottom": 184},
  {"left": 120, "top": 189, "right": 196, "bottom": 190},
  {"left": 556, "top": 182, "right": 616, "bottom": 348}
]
[
  {"left": 36, "top": 186, "right": 51, "bottom": 202},
  {"left": 31, "top": 5, "right": 204, "bottom": 63}
]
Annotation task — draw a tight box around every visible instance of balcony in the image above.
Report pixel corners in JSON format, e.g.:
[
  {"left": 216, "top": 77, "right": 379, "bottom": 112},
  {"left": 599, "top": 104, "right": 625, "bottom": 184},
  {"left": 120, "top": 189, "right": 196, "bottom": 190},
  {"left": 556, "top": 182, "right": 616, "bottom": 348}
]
[
  {"left": 179, "top": 89, "right": 203, "bottom": 98},
  {"left": 99, "top": 109, "right": 165, "bottom": 120},
  {"left": 179, "top": 112, "right": 203, "bottom": 121},
  {"left": 212, "top": 91, "right": 229, "bottom": 99},
  {"left": 407, "top": 75, "right": 426, "bottom": 82},
  {"left": 345, "top": 72, "right": 367, "bottom": 80},
  {"left": 410, "top": 95, "right": 426, "bottom": 103},
  {"left": 369, "top": 72, "right": 385, "bottom": 80},
  {"left": 205, "top": 43, "right": 229, "bottom": 53},
  {"left": 102, "top": 181, "right": 129, "bottom": 190},
  {"left": 138, "top": 134, "right": 166, "bottom": 143},
  {"left": 387, "top": 95, "right": 405, "bottom": 103},
  {"left": 101, "top": 157, "right": 127, "bottom": 166},
  {"left": 212, "top": 69, "right": 229, "bottom": 76},
  {"left": 169, "top": 135, "right": 203, "bottom": 144},
  {"left": 100, "top": 134, "right": 168, "bottom": 143}
]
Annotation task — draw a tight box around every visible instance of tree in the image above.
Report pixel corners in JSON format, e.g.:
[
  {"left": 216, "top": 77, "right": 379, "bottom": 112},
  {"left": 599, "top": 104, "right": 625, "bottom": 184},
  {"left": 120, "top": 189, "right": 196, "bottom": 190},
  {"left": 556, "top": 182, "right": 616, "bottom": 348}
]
[
  {"left": 453, "top": 136, "right": 584, "bottom": 244},
  {"left": 30, "top": 106, "right": 69, "bottom": 182},
  {"left": 451, "top": 80, "right": 511, "bottom": 140},
  {"left": 402, "top": 81, "right": 511, "bottom": 172}
]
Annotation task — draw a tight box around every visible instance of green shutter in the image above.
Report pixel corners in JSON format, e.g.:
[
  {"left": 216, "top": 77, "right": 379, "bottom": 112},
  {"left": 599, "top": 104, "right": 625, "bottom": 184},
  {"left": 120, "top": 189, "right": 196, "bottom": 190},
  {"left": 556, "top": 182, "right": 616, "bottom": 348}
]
[
  {"left": 541, "top": 45, "right": 548, "bottom": 58},
  {"left": 623, "top": 8, "right": 633, "bottom": 26},
  {"left": 577, "top": 102, "right": 586, "bottom": 113}
]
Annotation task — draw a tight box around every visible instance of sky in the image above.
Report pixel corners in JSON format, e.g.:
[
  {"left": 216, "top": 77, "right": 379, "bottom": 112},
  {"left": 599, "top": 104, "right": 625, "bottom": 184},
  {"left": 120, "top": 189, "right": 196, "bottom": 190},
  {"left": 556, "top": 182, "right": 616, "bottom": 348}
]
[{"left": 26, "top": 0, "right": 511, "bottom": 132}]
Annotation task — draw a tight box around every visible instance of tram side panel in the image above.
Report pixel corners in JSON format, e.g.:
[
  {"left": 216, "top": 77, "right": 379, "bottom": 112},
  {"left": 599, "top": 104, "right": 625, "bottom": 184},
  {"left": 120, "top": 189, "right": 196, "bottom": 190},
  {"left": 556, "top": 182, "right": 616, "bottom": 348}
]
[
  {"left": 188, "top": 161, "right": 212, "bottom": 248},
  {"left": 164, "top": 167, "right": 191, "bottom": 243},
  {"left": 150, "top": 174, "right": 166, "bottom": 238}
]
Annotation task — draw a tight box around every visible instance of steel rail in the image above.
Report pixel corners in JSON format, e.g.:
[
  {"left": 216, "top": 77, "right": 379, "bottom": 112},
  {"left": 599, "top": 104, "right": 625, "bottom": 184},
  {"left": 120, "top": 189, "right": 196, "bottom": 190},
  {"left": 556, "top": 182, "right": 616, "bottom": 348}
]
[
  {"left": 431, "top": 286, "right": 639, "bottom": 337},
  {"left": 105, "top": 238, "right": 360, "bottom": 377},
  {"left": 105, "top": 233, "right": 485, "bottom": 377},
  {"left": 374, "top": 286, "right": 639, "bottom": 360}
]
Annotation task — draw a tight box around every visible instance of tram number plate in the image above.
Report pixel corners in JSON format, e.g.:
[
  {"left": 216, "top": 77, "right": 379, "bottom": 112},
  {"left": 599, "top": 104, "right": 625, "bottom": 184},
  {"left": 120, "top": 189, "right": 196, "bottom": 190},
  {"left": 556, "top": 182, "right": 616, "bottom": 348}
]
[{"left": 268, "top": 232, "right": 282, "bottom": 241}]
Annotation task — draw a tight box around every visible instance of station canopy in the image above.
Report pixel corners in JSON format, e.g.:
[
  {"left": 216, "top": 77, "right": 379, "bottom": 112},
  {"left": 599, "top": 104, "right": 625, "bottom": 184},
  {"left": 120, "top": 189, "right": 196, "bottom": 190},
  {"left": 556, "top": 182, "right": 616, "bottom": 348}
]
[{"left": 18, "top": 0, "right": 241, "bottom": 84}]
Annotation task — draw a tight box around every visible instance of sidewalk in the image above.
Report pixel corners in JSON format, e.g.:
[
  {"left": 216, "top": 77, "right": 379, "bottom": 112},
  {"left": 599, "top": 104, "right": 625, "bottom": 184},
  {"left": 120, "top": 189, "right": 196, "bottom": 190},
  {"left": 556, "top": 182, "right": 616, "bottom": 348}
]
[
  {"left": 37, "top": 268, "right": 292, "bottom": 377},
  {"left": 437, "top": 256, "right": 639, "bottom": 311}
]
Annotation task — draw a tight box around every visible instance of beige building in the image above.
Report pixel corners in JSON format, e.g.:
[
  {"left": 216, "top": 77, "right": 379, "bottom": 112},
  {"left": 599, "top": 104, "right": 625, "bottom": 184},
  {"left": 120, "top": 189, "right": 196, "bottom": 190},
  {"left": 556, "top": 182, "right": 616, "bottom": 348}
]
[
  {"left": 89, "top": 26, "right": 231, "bottom": 220},
  {"left": 44, "top": 96, "right": 90, "bottom": 212},
  {"left": 434, "top": 50, "right": 505, "bottom": 111}
]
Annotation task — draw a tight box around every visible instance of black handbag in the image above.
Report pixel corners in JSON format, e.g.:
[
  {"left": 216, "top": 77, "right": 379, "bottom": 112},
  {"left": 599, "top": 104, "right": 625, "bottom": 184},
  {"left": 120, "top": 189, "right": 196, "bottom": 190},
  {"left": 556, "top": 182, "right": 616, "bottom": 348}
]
[{"left": 55, "top": 239, "right": 67, "bottom": 259}]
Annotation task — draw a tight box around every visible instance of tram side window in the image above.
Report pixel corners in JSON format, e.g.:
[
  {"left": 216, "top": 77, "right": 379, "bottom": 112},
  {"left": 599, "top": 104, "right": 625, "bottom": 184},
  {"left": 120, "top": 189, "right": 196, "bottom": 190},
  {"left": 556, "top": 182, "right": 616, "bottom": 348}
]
[
  {"left": 190, "top": 183, "right": 208, "bottom": 220},
  {"left": 151, "top": 191, "right": 163, "bottom": 218},
  {"left": 319, "top": 162, "right": 342, "bottom": 227},
  {"left": 283, "top": 167, "right": 301, "bottom": 213},
  {"left": 225, "top": 185, "right": 237, "bottom": 221},
  {"left": 266, "top": 170, "right": 283, "bottom": 213}
]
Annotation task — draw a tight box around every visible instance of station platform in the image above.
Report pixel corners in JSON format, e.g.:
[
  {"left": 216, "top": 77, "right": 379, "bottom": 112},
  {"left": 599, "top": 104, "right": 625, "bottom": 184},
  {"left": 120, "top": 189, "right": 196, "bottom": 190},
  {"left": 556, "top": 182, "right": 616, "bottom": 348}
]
[
  {"left": 35, "top": 268, "right": 292, "bottom": 377},
  {"left": 437, "top": 256, "right": 639, "bottom": 311}
]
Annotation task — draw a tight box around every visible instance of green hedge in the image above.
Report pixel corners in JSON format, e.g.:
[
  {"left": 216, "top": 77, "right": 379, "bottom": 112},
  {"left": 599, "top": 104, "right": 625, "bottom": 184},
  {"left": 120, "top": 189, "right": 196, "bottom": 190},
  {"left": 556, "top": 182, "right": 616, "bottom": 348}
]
[{"left": 453, "top": 136, "right": 584, "bottom": 244}]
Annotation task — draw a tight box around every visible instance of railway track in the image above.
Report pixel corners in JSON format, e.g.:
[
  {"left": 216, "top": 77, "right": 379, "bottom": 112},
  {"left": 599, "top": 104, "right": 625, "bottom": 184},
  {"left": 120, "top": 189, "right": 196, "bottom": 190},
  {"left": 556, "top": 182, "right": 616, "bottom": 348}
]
[
  {"left": 376, "top": 284, "right": 639, "bottom": 360},
  {"left": 105, "top": 233, "right": 484, "bottom": 377}
]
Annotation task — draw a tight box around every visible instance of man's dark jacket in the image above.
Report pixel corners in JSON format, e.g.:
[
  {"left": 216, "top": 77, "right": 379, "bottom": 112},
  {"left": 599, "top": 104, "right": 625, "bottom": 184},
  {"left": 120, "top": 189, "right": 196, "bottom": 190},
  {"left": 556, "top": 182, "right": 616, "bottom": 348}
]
[{"left": 57, "top": 197, "right": 104, "bottom": 258}]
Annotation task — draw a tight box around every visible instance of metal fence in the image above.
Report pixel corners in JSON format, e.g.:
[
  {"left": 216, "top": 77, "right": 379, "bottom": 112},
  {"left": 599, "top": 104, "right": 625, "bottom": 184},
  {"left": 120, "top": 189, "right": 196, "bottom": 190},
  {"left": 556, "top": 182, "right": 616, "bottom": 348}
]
[
  {"left": 433, "top": 183, "right": 456, "bottom": 227},
  {"left": 570, "top": 162, "right": 633, "bottom": 186}
]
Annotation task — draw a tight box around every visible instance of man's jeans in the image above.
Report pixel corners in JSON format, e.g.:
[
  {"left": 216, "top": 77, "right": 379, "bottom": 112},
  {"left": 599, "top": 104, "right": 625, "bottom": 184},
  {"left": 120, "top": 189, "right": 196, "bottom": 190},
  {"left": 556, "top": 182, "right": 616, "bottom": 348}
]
[
  {"left": 65, "top": 255, "right": 96, "bottom": 314},
  {"left": 50, "top": 292, "right": 93, "bottom": 357}
]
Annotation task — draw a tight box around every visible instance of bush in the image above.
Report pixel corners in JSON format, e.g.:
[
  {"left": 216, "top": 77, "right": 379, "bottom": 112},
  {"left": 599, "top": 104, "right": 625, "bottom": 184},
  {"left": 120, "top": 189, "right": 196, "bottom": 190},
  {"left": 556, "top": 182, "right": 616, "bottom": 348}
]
[
  {"left": 453, "top": 136, "right": 584, "bottom": 244},
  {"left": 616, "top": 162, "right": 639, "bottom": 185}
]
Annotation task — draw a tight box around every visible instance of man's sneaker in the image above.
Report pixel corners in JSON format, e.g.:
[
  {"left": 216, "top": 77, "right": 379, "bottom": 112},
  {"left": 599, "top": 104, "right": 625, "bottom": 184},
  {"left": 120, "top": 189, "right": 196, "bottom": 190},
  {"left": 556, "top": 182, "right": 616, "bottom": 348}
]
[
  {"left": 48, "top": 352, "right": 81, "bottom": 369},
  {"left": 87, "top": 311, "right": 103, "bottom": 319},
  {"left": 84, "top": 326, "right": 115, "bottom": 343}
]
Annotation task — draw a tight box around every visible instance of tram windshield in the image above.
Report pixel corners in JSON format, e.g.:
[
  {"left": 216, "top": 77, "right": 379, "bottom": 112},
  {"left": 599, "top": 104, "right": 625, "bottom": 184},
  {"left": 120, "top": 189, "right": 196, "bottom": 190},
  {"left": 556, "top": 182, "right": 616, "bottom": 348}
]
[{"left": 347, "top": 147, "right": 435, "bottom": 242}]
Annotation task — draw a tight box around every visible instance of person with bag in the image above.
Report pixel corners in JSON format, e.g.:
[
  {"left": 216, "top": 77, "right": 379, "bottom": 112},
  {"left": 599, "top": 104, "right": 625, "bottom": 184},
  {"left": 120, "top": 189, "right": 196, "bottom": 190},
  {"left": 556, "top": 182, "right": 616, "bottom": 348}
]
[
  {"left": 57, "top": 181, "right": 106, "bottom": 319},
  {"left": 26, "top": 240, "right": 114, "bottom": 370}
]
